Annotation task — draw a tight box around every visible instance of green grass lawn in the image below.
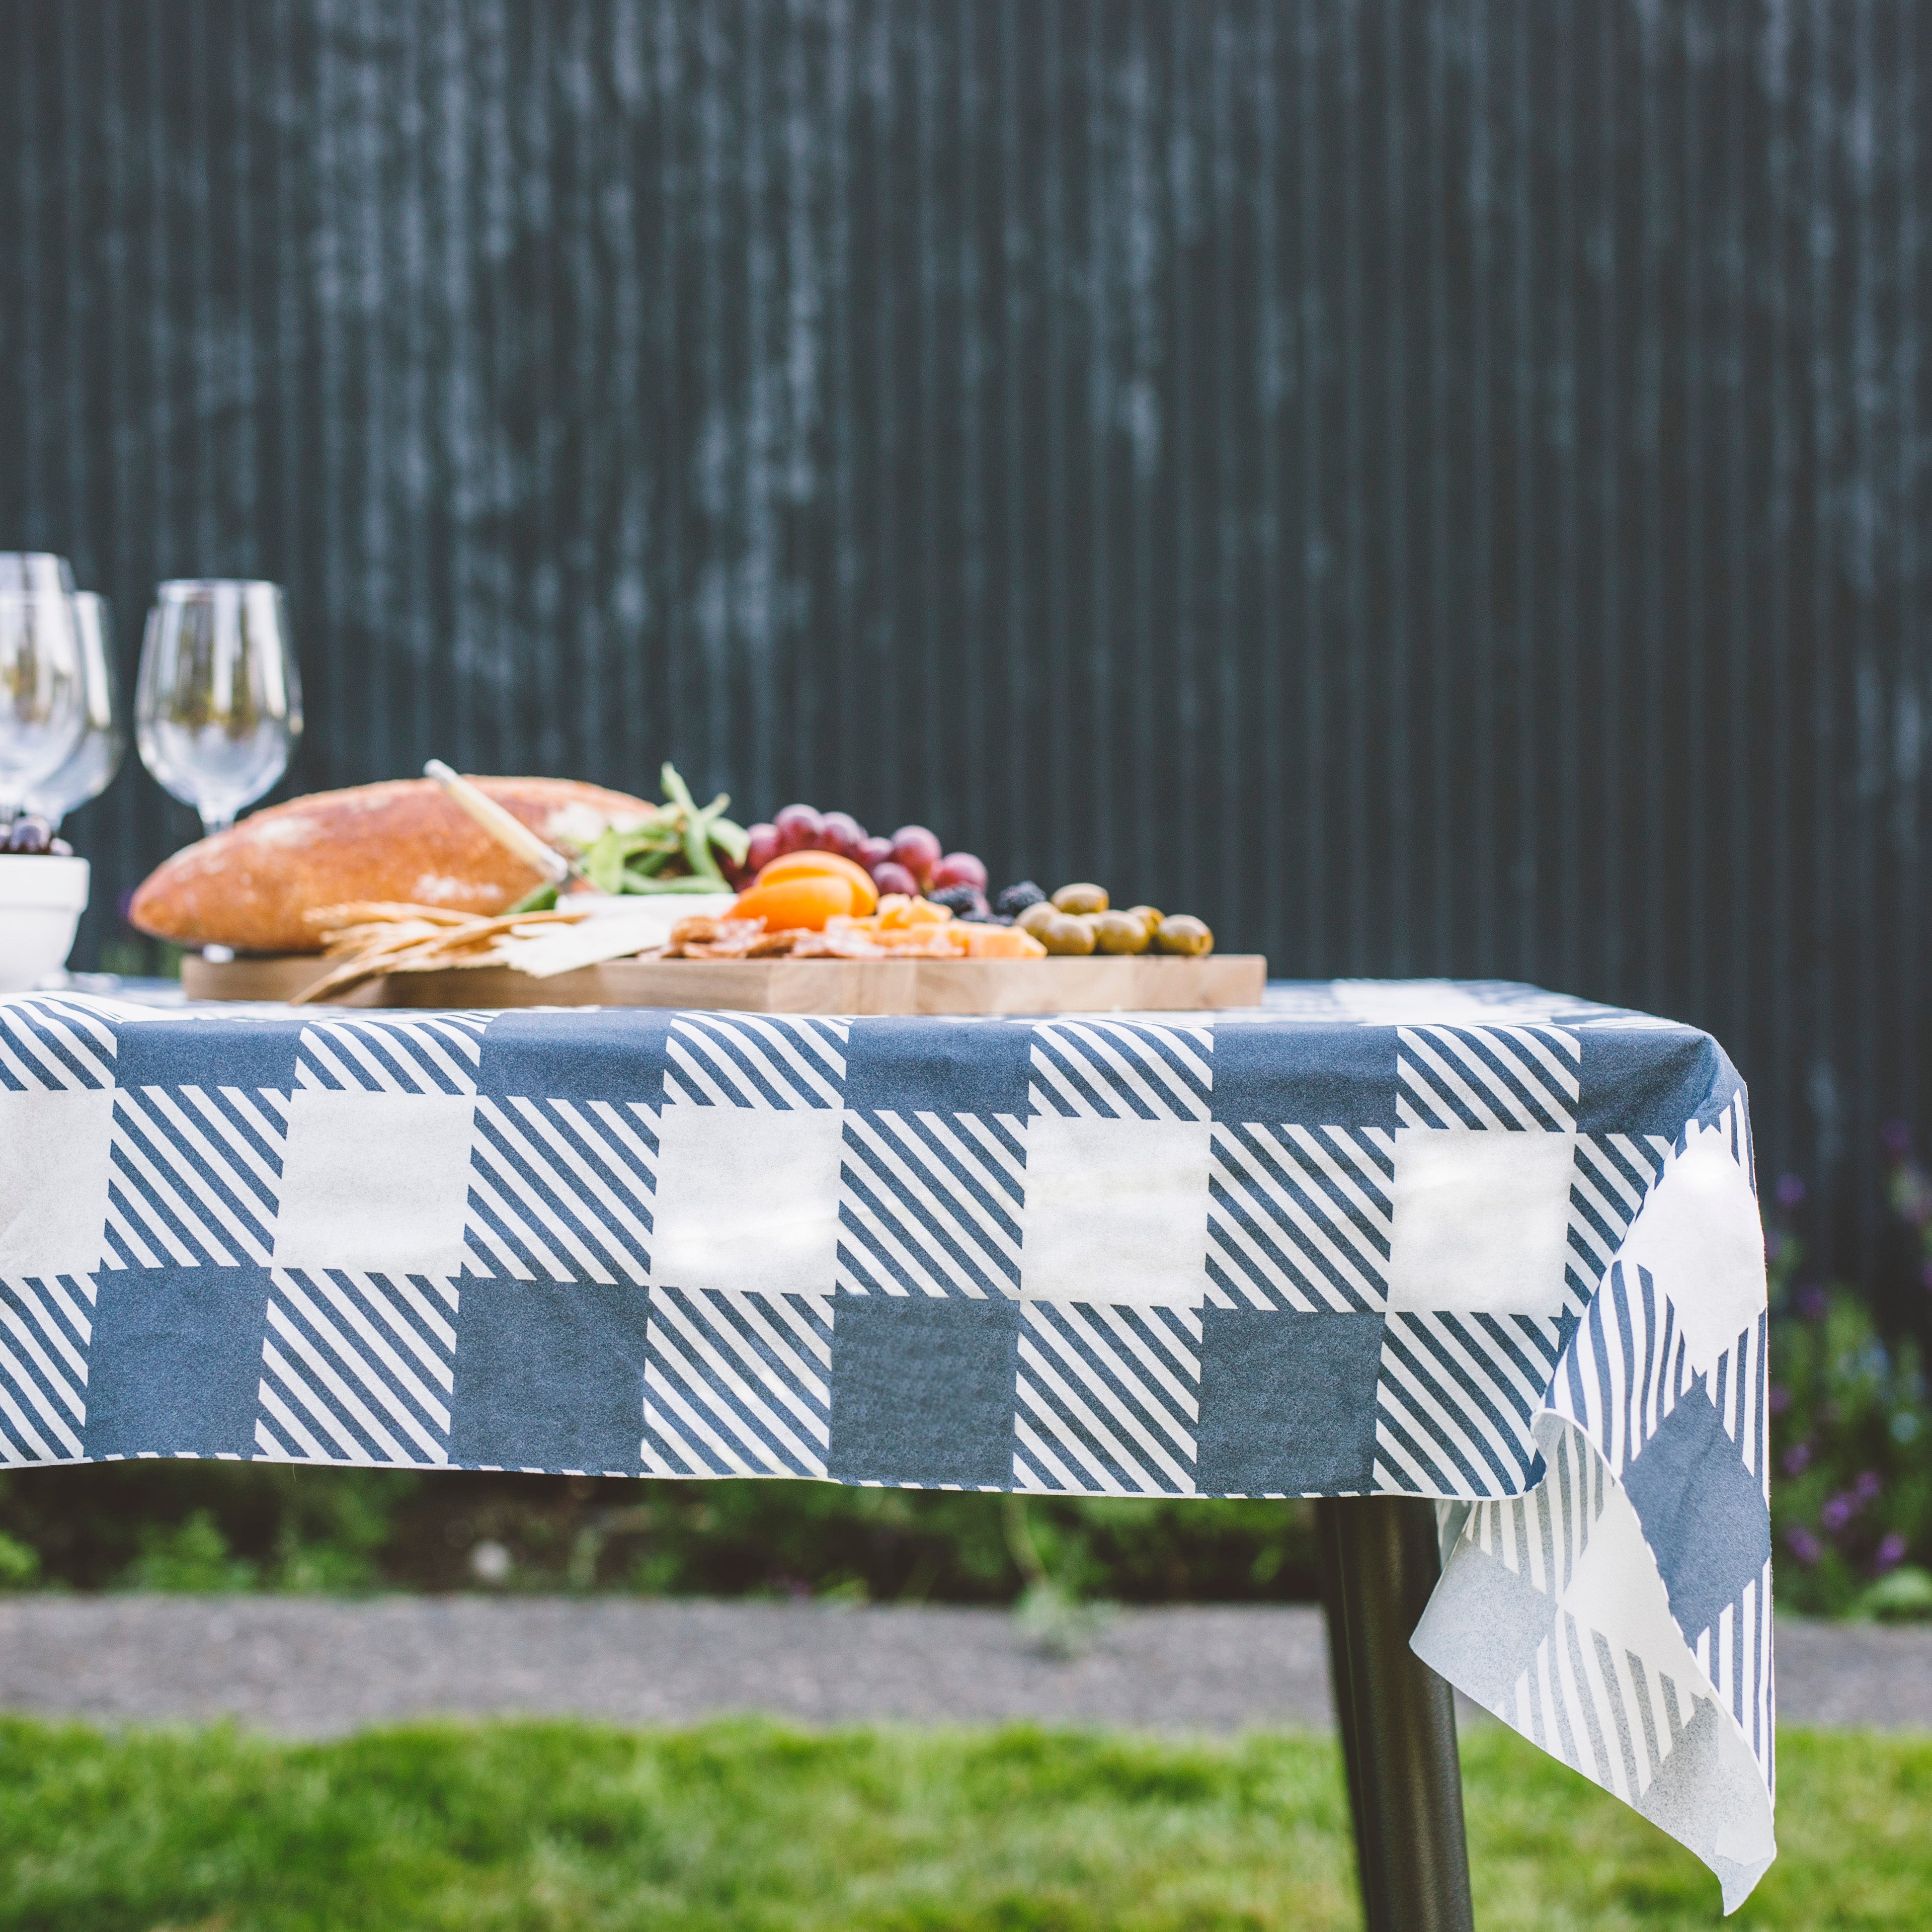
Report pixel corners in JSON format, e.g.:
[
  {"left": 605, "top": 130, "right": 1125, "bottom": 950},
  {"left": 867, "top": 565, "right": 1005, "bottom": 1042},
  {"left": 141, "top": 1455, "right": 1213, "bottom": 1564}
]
[{"left": 0, "top": 1718, "right": 1924, "bottom": 1932}]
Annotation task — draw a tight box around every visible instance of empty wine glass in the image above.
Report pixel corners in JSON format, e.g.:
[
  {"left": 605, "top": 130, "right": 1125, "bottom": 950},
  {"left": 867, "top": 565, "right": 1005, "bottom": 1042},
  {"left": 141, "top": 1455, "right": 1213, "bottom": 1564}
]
[
  {"left": 135, "top": 579, "right": 302, "bottom": 835},
  {"left": 23, "top": 593, "right": 123, "bottom": 830},
  {"left": 0, "top": 589, "right": 88, "bottom": 822},
  {"left": 0, "top": 553, "right": 76, "bottom": 597}
]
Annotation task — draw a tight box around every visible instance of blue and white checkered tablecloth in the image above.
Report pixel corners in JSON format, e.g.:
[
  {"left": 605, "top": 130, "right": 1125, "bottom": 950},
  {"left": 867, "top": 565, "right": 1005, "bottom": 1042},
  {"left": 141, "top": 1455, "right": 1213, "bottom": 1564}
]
[{"left": 0, "top": 980, "right": 1774, "bottom": 1907}]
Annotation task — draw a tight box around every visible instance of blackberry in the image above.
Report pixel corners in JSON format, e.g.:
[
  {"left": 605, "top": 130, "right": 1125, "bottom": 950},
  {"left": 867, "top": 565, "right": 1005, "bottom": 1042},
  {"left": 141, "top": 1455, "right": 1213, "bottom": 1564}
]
[
  {"left": 928, "top": 884, "right": 986, "bottom": 918},
  {"left": 995, "top": 879, "right": 1047, "bottom": 917}
]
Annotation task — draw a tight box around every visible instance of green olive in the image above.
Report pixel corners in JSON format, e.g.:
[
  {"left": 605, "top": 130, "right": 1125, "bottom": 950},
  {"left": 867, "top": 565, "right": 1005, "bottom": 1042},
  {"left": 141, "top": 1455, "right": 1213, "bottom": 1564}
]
[
  {"left": 1017, "top": 900, "right": 1060, "bottom": 939},
  {"left": 1039, "top": 911, "right": 1098, "bottom": 956},
  {"left": 1124, "top": 904, "right": 1164, "bottom": 939},
  {"left": 1051, "top": 881, "right": 1109, "bottom": 916},
  {"left": 1154, "top": 914, "right": 1214, "bottom": 957},
  {"left": 1093, "top": 909, "right": 1151, "bottom": 955}
]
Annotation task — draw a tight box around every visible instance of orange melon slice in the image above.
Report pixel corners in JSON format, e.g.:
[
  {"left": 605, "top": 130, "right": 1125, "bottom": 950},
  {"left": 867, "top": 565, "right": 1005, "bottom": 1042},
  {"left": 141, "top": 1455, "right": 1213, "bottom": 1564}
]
[
  {"left": 731, "top": 874, "right": 859, "bottom": 931},
  {"left": 753, "top": 850, "right": 880, "bottom": 915}
]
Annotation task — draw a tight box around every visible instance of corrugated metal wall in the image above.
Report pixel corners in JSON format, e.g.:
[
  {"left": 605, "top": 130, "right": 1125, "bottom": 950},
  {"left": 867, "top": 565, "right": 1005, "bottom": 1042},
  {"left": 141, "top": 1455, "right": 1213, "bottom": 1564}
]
[{"left": 3, "top": 0, "right": 1927, "bottom": 1289}]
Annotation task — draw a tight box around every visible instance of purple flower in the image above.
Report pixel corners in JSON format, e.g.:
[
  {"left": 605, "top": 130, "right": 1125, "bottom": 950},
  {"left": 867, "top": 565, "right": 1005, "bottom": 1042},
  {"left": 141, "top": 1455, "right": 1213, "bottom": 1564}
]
[
  {"left": 1797, "top": 1286, "right": 1829, "bottom": 1323},
  {"left": 1822, "top": 1494, "right": 1856, "bottom": 1533},
  {"left": 1777, "top": 1172, "right": 1807, "bottom": 1209},
  {"left": 1874, "top": 1532, "right": 1909, "bottom": 1574},
  {"left": 1855, "top": 1469, "right": 1884, "bottom": 1503},
  {"left": 1882, "top": 1119, "right": 1914, "bottom": 1159},
  {"left": 1781, "top": 1442, "right": 1812, "bottom": 1476},
  {"left": 1768, "top": 1384, "right": 1792, "bottom": 1416},
  {"left": 1786, "top": 1526, "right": 1822, "bottom": 1566}
]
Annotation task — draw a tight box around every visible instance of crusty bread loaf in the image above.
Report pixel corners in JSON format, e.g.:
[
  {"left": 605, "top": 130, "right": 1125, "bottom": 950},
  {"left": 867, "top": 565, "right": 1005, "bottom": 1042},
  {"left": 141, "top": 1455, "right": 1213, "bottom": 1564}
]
[{"left": 128, "top": 776, "right": 654, "bottom": 954}]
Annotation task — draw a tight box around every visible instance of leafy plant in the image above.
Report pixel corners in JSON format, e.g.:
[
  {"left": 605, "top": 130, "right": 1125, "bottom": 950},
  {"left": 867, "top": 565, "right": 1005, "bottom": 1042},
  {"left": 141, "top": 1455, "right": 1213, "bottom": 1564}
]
[
  {"left": 1861, "top": 1564, "right": 1932, "bottom": 1622},
  {"left": 0, "top": 1462, "right": 401, "bottom": 1595},
  {"left": 0, "top": 1461, "right": 1319, "bottom": 1606},
  {"left": 1766, "top": 1147, "right": 1932, "bottom": 1618},
  {"left": 1003, "top": 1494, "right": 1115, "bottom": 1658},
  {"left": 0, "top": 1531, "right": 40, "bottom": 1590},
  {"left": 124, "top": 1511, "right": 260, "bottom": 1592}
]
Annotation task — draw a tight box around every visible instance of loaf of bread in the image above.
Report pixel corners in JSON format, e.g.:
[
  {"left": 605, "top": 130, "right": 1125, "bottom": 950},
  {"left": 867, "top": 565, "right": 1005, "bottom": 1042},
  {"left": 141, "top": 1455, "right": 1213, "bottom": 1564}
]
[{"left": 128, "top": 776, "right": 654, "bottom": 954}]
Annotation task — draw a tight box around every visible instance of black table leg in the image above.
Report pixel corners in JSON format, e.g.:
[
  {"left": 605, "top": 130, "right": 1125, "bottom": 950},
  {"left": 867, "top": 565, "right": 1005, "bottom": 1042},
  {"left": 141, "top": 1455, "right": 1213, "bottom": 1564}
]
[
  {"left": 1314, "top": 1496, "right": 1475, "bottom": 1932},
  {"left": 1315, "top": 1498, "right": 1373, "bottom": 1895}
]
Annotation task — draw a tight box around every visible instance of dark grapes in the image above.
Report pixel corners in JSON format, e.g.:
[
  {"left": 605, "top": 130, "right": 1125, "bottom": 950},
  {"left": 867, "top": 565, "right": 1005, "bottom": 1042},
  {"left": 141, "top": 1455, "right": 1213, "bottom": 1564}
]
[
  {"left": 744, "top": 822, "right": 781, "bottom": 876},
  {"left": 929, "top": 852, "right": 988, "bottom": 894},
  {"left": 818, "top": 812, "right": 867, "bottom": 857},
  {"left": 927, "top": 884, "right": 987, "bottom": 918},
  {"left": 995, "top": 880, "right": 1048, "bottom": 916},
  {"left": 889, "top": 825, "right": 942, "bottom": 884},
  {"left": 773, "top": 803, "right": 824, "bottom": 854}
]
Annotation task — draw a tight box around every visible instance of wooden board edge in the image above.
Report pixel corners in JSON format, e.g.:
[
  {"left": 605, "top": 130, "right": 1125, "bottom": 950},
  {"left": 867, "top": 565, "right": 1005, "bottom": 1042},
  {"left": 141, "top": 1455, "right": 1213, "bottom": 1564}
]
[{"left": 179, "top": 951, "right": 1270, "bottom": 1014}]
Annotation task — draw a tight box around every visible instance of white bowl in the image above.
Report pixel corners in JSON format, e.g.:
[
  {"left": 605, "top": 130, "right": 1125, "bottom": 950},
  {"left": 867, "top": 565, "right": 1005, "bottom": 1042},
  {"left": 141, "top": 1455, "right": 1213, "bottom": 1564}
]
[{"left": 0, "top": 854, "right": 89, "bottom": 992}]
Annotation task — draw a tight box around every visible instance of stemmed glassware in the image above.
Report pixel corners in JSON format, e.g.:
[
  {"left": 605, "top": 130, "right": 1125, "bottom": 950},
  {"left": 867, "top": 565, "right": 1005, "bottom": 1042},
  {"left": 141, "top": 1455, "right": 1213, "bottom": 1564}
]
[
  {"left": 22, "top": 593, "right": 123, "bottom": 830},
  {"left": 135, "top": 579, "right": 302, "bottom": 836},
  {"left": 0, "top": 552, "right": 76, "bottom": 599},
  {"left": 0, "top": 585, "right": 88, "bottom": 824}
]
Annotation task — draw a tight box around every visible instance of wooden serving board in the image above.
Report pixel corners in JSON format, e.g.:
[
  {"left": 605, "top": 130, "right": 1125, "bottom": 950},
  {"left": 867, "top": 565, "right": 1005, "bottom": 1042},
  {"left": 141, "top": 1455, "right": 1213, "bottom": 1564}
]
[{"left": 181, "top": 951, "right": 1268, "bottom": 1015}]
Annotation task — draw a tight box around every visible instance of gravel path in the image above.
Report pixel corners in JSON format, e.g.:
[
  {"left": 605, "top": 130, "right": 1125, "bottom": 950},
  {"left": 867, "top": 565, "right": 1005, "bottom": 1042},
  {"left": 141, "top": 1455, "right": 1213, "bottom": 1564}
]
[{"left": 0, "top": 1597, "right": 1923, "bottom": 1738}]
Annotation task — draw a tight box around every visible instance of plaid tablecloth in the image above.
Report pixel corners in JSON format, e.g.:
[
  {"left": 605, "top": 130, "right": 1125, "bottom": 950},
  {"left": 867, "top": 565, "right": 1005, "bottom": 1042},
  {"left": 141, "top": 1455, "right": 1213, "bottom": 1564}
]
[{"left": 0, "top": 981, "right": 1774, "bottom": 1907}]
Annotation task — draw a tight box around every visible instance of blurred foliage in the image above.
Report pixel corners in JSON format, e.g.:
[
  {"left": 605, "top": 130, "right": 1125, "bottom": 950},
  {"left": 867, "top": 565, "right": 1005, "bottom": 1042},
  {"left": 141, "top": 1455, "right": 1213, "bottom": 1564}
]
[
  {"left": 0, "top": 1531, "right": 40, "bottom": 1589},
  {"left": 1766, "top": 1132, "right": 1932, "bottom": 1617},
  {"left": 0, "top": 1457, "right": 1318, "bottom": 1604},
  {"left": 89, "top": 934, "right": 183, "bottom": 982}
]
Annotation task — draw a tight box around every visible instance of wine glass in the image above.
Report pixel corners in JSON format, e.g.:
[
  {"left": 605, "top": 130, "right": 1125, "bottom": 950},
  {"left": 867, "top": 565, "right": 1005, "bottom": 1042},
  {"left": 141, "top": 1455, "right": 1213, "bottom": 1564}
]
[
  {"left": 135, "top": 579, "right": 302, "bottom": 836},
  {"left": 23, "top": 593, "right": 124, "bottom": 830},
  {"left": 0, "top": 553, "right": 76, "bottom": 597},
  {"left": 0, "top": 589, "right": 88, "bottom": 822}
]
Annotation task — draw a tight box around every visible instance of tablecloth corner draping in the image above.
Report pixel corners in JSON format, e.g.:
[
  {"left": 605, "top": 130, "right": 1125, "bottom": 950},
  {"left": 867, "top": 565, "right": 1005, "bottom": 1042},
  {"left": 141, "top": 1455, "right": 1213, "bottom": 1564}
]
[{"left": 1412, "top": 1076, "right": 1775, "bottom": 1913}]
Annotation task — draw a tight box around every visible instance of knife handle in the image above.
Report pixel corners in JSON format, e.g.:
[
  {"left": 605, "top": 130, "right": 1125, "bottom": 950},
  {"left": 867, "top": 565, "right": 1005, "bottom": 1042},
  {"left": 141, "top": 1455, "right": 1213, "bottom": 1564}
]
[{"left": 424, "top": 760, "right": 573, "bottom": 885}]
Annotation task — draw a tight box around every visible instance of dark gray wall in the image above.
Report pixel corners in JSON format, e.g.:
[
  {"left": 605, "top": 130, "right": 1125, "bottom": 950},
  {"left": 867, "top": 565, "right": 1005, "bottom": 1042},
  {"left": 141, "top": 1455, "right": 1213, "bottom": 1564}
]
[{"left": 3, "top": 0, "right": 1927, "bottom": 1288}]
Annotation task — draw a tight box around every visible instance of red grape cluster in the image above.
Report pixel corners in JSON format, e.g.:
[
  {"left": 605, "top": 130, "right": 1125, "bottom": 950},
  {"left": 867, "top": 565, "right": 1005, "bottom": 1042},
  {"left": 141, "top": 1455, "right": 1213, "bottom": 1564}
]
[{"left": 736, "top": 806, "right": 990, "bottom": 912}]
